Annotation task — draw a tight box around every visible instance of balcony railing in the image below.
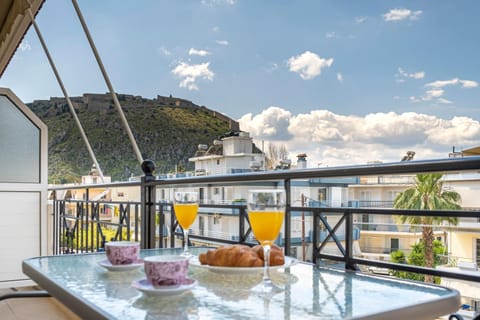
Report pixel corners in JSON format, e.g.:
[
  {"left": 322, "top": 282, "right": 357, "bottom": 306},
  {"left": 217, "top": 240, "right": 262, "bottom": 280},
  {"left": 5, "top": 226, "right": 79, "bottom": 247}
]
[{"left": 49, "top": 156, "right": 480, "bottom": 286}]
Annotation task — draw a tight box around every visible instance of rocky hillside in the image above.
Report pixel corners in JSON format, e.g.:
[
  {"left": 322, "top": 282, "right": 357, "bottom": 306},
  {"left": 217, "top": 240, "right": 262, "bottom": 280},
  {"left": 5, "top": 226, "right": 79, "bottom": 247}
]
[{"left": 28, "top": 93, "right": 240, "bottom": 183}]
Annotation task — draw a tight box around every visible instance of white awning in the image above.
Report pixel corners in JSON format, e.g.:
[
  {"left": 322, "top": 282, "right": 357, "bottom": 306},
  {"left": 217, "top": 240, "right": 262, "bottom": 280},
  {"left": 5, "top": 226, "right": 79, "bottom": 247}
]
[{"left": 0, "top": 0, "right": 45, "bottom": 77}]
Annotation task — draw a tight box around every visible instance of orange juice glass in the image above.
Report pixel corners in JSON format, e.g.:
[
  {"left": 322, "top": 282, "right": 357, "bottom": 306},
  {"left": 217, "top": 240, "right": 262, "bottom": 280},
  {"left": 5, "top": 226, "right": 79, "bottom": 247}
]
[
  {"left": 248, "top": 211, "right": 284, "bottom": 246},
  {"left": 248, "top": 189, "right": 286, "bottom": 293},
  {"left": 174, "top": 191, "right": 199, "bottom": 257}
]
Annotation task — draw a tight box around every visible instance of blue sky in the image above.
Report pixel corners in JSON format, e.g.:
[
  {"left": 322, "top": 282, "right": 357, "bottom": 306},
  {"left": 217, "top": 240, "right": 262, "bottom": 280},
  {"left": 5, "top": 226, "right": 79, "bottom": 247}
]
[{"left": 1, "top": 0, "right": 479, "bottom": 168}]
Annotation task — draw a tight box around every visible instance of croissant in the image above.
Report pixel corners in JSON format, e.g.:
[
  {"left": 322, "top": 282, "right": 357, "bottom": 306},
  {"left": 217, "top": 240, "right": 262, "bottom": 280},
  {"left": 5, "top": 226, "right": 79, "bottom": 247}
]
[
  {"left": 198, "top": 244, "right": 284, "bottom": 267},
  {"left": 199, "top": 244, "right": 263, "bottom": 267},
  {"left": 252, "top": 244, "right": 285, "bottom": 266}
]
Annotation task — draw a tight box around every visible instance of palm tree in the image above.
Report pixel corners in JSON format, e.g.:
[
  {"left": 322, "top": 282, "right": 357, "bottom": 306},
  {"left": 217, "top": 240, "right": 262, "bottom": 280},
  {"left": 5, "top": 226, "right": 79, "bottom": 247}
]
[{"left": 393, "top": 173, "right": 461, "bottom": 283}]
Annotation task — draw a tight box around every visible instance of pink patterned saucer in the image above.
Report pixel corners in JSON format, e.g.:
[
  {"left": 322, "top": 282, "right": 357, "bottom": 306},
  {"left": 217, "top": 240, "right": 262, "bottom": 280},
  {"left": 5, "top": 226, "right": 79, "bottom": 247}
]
[
  {"left": 131, "top": 278, "right": 197, "bottom": 296},
  {"left": 98, "top": 259, "right": 143, "bottom": 272}
]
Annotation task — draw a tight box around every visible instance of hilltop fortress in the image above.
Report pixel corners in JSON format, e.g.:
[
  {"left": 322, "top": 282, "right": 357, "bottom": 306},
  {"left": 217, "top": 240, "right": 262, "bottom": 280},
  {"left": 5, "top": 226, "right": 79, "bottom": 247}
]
[{"left": 31, "top": 93, "right": 240, "bottom": 131}]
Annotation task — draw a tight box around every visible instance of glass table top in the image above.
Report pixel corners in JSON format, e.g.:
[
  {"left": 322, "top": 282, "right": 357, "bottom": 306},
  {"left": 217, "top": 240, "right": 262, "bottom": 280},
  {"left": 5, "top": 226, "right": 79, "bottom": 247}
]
[{"left": 23, "top": 247, "right": 460, "bottom": 320}]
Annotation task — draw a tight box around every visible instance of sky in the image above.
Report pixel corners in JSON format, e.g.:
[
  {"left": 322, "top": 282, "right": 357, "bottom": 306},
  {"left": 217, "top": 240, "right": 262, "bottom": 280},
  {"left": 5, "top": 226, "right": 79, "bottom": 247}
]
[{"left": 1, "top": 0, "right": 479, "bottom": 168}]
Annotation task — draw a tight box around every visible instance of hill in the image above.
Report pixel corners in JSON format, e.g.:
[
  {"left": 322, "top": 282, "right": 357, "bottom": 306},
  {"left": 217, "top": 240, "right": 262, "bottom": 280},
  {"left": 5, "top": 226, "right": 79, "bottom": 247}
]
[{"left": 28, "top": 93, "right": 240, "bottom": 183}]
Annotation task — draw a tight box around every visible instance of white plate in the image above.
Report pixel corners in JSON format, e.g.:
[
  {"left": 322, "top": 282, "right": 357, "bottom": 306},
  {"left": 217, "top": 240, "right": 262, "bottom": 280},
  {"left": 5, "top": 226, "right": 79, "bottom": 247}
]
[
  {"left": 97, "top": 259, "right": 143, "bottom": 272},
  {"left": 131, "top": 278, "right": 197, "bottom": 296},
  {"left": 189, "top": 256, "right": 298, "bottom": 275}
]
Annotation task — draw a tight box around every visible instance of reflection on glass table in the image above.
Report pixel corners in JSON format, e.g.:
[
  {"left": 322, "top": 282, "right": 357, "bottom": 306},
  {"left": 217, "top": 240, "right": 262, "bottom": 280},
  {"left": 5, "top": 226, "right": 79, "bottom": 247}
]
[{"left": 23, "top": 247, "right": 460, "bottom": 320}]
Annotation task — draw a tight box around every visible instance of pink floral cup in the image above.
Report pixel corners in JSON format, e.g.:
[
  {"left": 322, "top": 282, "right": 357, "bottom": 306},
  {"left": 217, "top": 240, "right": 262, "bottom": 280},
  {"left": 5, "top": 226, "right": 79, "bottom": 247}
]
[
  {"left": 144, "top": 255, "right": 189, "bottom": 287},
  {"left": 105, "top": 241, "right": 140, "bottom": 265}
]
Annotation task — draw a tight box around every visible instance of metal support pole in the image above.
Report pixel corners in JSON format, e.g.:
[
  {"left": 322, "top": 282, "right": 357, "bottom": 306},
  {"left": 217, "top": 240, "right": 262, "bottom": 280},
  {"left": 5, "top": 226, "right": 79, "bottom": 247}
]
[
  {"left": 26, "top": 6, "right": 105, "bottom": 183},
  {"left": 71, "top": 0, "right": 144, "bottom": 165},
  {"left": 140, "top": 160, "right": 156, "bottom": 249}
]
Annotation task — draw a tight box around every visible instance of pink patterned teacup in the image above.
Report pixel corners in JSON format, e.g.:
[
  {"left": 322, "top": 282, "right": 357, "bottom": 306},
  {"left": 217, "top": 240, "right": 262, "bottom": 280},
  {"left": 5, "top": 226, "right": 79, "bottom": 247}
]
[
  {"left": 105, "top": 241, "right": 140, "bottom": 265},
  {"left": 144, "top": 255, "right": 189, "bottom": 287}
]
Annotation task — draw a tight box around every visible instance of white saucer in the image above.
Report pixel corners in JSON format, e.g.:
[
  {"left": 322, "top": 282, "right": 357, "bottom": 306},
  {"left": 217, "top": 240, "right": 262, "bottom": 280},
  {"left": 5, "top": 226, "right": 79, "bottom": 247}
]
[
  {"left": 131, "top": 278, "right": 197, "bottom": 296},
  {"left": 97, "top": 259, "right": 143, "bottom": 272},
  {"left": 189, "top": 256, "right": 298, "bottom": 275}
]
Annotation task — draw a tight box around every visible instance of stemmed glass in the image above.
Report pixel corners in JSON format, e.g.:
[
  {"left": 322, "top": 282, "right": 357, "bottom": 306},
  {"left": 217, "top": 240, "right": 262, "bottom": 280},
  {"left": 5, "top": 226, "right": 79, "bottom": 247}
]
[
  {"left": 247, "top": 189, "right": 286, "bottom": 293},
  {"left": 173, "top": 191, "right": 199, "bottom": 257}
]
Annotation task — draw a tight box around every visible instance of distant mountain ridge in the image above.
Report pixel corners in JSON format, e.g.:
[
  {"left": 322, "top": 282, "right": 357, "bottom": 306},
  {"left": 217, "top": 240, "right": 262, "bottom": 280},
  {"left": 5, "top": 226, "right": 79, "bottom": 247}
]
[{"left": 28, "top": 93, "right": 240, "bottom": 183}]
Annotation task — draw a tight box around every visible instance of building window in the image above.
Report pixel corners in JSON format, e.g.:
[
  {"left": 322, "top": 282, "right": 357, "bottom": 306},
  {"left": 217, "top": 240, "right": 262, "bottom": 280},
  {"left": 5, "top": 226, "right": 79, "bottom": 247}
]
[
  {"left": 213, "top": 187, "right": 220, "bottom": 195},
  {"left": 476, "top": 239, "right": 480, "bottom": 268},
  {"left": 391, "top": 238, "right": 399, "bottom": 252},
  {"left": 318, "top": 188, "right": 327, "bottom": 202},
  {"left": 214, "top": 216, "right": 221, "bottom": 225},
  {"left": 387, "top": 191, "right": 400, "bottom": 201},
  {"left": 292, "top": 217, "right": 302, "bottom": 233},
  {"left": 360, "top": 191, "right": 371, "bottom": 201},
  {"left": 117, "top": 192, "right": 125, "bottom": 197},
  {"left": 216, "top": 159, "right": 220, "bottom": 165},
  {"left": 361, "top": 214, "right": 370, "bottom": 231}
]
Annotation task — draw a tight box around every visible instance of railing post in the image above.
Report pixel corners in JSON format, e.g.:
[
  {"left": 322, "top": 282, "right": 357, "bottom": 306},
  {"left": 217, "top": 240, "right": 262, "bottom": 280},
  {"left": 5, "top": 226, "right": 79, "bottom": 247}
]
[
  {"left": 284, "top": 179, "right": 291, "bottom": 256},
  {"left": 239, "top": 205, "right": 246, "bottom": 243},
  {"left": 141, "top": 160, "right": 156, "bottom": 249},
  {"left": 52, "top": 190, "right": 57, "bottom": 255},
  {"left": 313, "top": 210, "right": 319, "bottom": 263},
  {"left": 158, "top": 202, "right": 165, "bottom": 248},
  {"left": 345, "top": 211, "right": 358, "bottom": 271}
]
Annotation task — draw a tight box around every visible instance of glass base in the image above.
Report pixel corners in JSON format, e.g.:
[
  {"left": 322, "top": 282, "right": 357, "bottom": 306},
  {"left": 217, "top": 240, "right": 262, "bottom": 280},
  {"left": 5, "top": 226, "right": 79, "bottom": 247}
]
[
  {"left": 250, "top": 278, "right": 284, "bottom": 296},
  {"left": 180, "top": 251, "right": 194, "bottom": 258}
]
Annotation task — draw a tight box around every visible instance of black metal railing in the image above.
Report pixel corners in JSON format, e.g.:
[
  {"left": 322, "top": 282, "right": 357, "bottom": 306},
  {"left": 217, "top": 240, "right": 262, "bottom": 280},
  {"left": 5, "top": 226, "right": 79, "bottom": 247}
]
[{"left": 49, "top": 156, "right": 480, "bottom": 285}]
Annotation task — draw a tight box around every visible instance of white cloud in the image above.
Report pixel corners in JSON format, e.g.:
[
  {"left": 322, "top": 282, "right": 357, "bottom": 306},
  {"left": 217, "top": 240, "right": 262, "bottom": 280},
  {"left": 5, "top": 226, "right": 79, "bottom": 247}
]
[
  {"left": 325, "top": 32, "right": 337, "bottom": 39},
  {"left": 355, "top": 16, "right": 367, "bottom": 23},
  {"left": 201, "top": 0, "right": 236, "bottom": 6},
  {"left": 171, "top": 62, "right": 214, "bottom": 90},
  {"left": 238, "top": 107, "right": 292, "bottom": 140},
  {"left": 425, "top": 78, "right": 478, "bottom": 89},
  {"left": 397, "top": 67, "right": 425, "bottom": 79},
  {"left": 287, "top": 51, "right": 333, "bottom": 80},
  {"left": 238, "top": 107, "right": 480, "bottom": 167},
  {"left": 409, "top": 77, "right": 478, "bottom": 104},
  {"left": 188, "top": 48, "right": 211, "bottom": 56},
  {"left": 424, "top": 88, "right": 444, "bottom": 100},
  {"left": 264, "top": 62, "right": 279, "bottom": 73},
  {"left": 383, "top": 8, "right": 422, "bottom": 22},
  {"left": 19, "top": 41, "right": 31, "bottom": 52},
  {"left": 337, "top": 73, "right": 343, "bottom": 82},
  {"left": 409, "top": 96, "right": 420, "bottom": 103},
  {"left": 426, "top": 78, "right": 460, "bottom": 88},
  {"left": 158, "top": 46, "right": 171, "bottom": 56},
  {"left": 212, "top": 26, "right": 220, "bottom": 32},
  {"left": 216, "top": 40, "right": 229, "bottom": 46},
  {"left": 460, "top": 80, "right": 479, "bottom": 88},
  {"left": 437, "top": 98, "right": 453, "bottom": 104}
]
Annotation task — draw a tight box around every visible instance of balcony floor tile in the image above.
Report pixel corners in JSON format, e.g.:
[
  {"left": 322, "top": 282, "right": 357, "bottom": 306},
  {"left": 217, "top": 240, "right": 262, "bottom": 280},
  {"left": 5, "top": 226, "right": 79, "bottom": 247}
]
[{"left": 0, "top": 286, "right": 80, "bottom": 320}]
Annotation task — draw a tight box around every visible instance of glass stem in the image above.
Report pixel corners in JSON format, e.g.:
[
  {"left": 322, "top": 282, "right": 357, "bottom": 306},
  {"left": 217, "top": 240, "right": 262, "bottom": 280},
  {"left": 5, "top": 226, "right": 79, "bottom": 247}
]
[
  {"left": 263, "top": 244, "right": 271, "bottom": 283},
  {"left": 183, "top": 229, "right": 189, "bottom": 255}
]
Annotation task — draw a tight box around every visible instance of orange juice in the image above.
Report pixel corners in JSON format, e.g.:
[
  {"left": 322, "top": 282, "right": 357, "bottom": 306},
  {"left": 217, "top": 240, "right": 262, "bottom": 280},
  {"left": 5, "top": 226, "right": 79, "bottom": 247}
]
[
  {"left": 248, "top": 211, "right": 284, "bottom": 245},
  {"left": 174, "top": 203, "right": 199, "bottom": 229}
]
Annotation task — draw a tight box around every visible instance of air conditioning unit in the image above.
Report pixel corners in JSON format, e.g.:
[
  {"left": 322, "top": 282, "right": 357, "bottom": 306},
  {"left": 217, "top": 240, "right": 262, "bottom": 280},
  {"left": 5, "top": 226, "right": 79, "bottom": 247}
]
[{"left": 195, "top": 169, "right": 206, "bottom": 176}]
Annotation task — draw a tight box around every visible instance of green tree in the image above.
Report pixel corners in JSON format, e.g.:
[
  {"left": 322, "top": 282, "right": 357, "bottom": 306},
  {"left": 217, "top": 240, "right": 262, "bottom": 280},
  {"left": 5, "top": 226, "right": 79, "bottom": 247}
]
[
  {"left": 393, "top": 173, "right": 461, "bottom": 282},
  {"left": 391, "top": 240, "right": 446, "bottom": 283}
]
